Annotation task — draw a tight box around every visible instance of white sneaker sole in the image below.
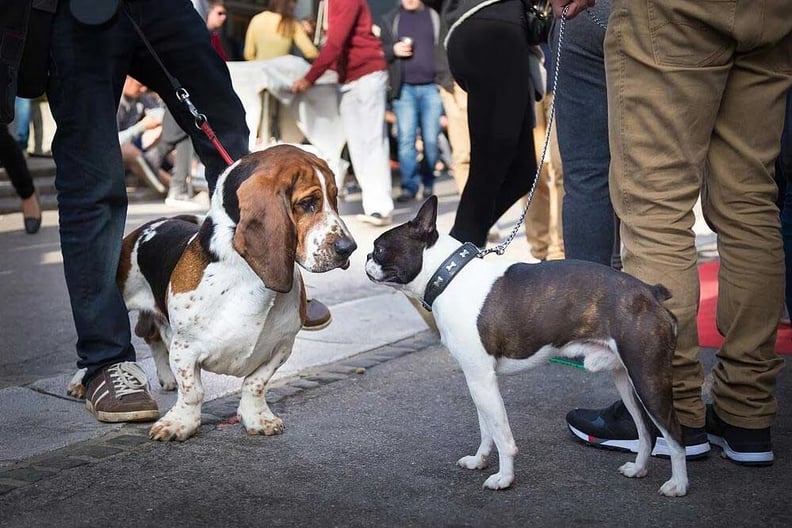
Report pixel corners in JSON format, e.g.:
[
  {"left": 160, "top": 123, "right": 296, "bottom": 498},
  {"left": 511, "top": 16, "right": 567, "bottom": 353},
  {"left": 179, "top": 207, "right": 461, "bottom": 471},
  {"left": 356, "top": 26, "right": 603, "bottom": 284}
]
[
  {"left": 568, "top": 424, "right": 711, "bottom": 458},
  {"left": 86, "top": 399, "right": 160, "bottom": 423},
  {"left": 707, "top": 433, "right": 774, "bottom": 465}
]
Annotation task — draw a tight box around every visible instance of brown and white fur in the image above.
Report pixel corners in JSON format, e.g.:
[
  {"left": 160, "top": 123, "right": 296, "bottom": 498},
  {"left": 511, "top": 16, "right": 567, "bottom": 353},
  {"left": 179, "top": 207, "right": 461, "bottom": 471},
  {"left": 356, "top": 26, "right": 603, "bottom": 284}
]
[
  {"left": 364, "top": 197, "right": 688, "bottom": 496},
  {"left": 68, "top": 145, "right": 356, "bottom": 441}
]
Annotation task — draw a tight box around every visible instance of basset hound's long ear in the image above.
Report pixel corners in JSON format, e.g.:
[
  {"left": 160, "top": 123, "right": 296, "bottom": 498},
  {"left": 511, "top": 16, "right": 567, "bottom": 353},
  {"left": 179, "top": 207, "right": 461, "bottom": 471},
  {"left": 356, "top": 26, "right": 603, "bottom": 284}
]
[{"left": 232, "top": 174, "right": 296, "bottom": 293}]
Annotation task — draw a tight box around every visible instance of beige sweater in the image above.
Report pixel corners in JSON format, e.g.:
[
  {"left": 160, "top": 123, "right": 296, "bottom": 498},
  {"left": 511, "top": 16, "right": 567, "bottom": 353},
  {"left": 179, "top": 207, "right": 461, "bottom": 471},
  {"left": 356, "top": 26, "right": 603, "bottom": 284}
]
[{"left": 243, "top": 11, "right": 318, "bottom": 61}]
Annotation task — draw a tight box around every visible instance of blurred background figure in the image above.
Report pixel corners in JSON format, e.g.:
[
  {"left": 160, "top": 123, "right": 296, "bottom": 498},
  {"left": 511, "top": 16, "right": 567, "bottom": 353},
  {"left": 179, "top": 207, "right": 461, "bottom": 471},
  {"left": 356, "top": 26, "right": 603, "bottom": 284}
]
[
  {"left": 380, "top": 0, "right": 446, "bottom": 203},
  {"left": 117, "top": 76, "right": 169, "bottom": 195},
  {"left": 244, "top": 0, "right": 318, "bottom": 61},
  {"left": 525, "top": 44, "right": 564, "bottom": 262},
  {"left": 13, "top": 96, "right": 47, "bottom": 156},
  {"left": 206, "top": 0, "right": 242, "bottom": 60},
  {"left": 1, "top": 123, "right": 41, "bottom": 233},
  {"left": 245, "top": 0, "right": 319, "bottom": 145},
  {"left": 443, "top": 0, "right": 541, "bottom": 248}
]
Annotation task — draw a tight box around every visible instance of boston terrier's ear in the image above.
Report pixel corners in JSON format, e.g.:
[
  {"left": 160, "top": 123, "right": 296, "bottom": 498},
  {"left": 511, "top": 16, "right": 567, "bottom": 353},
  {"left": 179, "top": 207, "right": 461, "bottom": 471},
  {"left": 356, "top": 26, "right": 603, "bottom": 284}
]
[{"left": 410, "top": 196, "right": 439, "bottom": 247}]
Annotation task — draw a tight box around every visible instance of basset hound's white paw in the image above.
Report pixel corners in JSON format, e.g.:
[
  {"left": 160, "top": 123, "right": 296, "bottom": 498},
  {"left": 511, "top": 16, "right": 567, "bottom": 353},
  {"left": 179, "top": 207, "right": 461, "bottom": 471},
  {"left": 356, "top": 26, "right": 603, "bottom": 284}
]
[
  {"left": 241, "top": 414, "right": 285, "bottom": 436},
  {"left": 66, "top": 368, "right": 87, "bottom": 399},
  {"left": 149, "top": 409, "right": 200, "bottom": 442}
]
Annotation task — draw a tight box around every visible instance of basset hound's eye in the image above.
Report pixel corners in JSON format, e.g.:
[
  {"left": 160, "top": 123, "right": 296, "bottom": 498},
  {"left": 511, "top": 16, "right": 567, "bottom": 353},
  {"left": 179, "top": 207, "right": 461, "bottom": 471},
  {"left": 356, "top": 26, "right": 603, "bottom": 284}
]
[{"left": 296, "top": 196, "right": 319, "bottom": 214}]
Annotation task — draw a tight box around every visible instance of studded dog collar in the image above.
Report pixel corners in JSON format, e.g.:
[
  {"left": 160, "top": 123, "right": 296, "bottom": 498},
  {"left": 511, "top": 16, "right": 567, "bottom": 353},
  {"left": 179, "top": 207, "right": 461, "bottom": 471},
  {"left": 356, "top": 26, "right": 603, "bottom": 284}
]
[{"left": 422, "top": 242, "right": 480, "bottom": 311}]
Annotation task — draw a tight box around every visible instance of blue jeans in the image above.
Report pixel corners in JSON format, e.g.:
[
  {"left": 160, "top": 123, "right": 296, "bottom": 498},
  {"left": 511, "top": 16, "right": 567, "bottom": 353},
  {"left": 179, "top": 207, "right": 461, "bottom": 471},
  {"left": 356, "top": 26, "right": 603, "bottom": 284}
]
[
  {"left": 48, "top": 0, "right": 249, "bottom": 384},
  {"left": 550, "top": 0, "right": 614, "bottom": 266},
  {"left": 13, "top": 97, "right": 31, "bottom": 150},
  {"left": 392, "top": 83, "right": 443, "bottom": 196}
]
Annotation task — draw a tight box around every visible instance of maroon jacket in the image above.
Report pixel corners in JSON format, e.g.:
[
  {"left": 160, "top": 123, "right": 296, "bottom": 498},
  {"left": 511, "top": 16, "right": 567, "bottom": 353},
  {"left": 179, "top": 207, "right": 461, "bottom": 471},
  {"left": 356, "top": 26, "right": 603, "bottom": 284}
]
[{"left": 305, "top": 0, "right": 386, "bottom": 85}]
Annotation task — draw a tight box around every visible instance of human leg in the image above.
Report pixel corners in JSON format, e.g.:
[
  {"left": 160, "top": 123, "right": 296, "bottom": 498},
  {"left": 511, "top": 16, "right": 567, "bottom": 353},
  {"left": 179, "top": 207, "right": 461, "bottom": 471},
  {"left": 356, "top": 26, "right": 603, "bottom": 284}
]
[
  {"left": 702, "top": 28, "right": 791, "bottom": 430},
  {"left": 0, "top": 124, "right": 34, "bottom": 199},
  {"left": 526, "top": 98, "right": 552, "bottom": 260},
  {"left": 0, "top": 123, "right": 40, "bottom": 233},
  {"left": 551, "top": 0, "right": 612, "bottom": 266},
  {"left": 439, "top": 83, "right": 470, "bottom": 194},
  {"left": 13, "top": 97, "right": 31, "bottom": 150},
  {"left": 607, "top": 0, "right": 792, "bottom": 435},
  {"left": 340, "top": 70, "right": 394, "bottom": 220},
  {"left": 392, "top": 85, "right": 421, "bottom": 198},
  {"left": 417, "top": 84, "right": 443, "bottom": 195},
  {"left": 606, "top": 0, "right": 727, "bottom": 428},
  {"left": 447, "top": 5, "right": 534, "bottom": 247},
  {"left": 48, "top": 2, "right": 138, "bottom": 384},
  {"left": 545, "top": 96, "right": 565, "bottom": 260}
]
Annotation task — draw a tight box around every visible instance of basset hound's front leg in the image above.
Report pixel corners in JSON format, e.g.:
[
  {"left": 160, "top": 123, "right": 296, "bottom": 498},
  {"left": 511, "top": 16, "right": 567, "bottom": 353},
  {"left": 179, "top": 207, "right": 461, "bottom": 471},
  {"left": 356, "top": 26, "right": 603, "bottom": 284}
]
[
  {"left": 149, "top": 347, "right": 204, "bottom": 441},
  {"left": 237, "top": 342, "right": 294, "bottom": 435}
]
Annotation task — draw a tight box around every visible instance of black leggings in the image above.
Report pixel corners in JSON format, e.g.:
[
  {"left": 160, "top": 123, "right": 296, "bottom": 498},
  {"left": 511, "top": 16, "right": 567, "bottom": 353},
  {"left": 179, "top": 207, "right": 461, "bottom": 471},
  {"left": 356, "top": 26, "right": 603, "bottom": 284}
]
[
  {"left": 0, "top": 124, "right": 34, "bottom": 200},
  {"left": 447, "top": 0, "right": 537, "bottom": 247}
]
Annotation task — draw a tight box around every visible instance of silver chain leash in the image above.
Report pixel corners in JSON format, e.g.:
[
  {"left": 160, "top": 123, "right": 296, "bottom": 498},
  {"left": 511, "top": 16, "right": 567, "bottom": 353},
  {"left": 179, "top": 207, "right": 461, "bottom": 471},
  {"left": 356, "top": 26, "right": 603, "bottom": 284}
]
[
  {"left": 478, "top": 7, "right": 569, "bottom": 257},
  {"left": 477, "top": 4, "right": 607, "bottom": 258}
]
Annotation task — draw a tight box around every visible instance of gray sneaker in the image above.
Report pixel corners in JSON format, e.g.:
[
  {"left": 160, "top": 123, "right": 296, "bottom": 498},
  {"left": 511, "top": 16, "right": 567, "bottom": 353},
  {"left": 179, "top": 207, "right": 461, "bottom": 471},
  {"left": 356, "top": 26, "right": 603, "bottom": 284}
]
[{"left": 85, "top": 362, "right": 160, "bottom": 423}]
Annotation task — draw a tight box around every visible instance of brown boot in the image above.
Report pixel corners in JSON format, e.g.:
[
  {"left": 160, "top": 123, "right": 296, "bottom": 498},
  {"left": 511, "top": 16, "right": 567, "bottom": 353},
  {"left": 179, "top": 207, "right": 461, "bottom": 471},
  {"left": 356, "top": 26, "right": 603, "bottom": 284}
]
[
  {"left": 85, "top": 362, "right": 160, "bottom": 423},
  {"left": 303, "top": 298, "right": 332, "bottom": 330}
]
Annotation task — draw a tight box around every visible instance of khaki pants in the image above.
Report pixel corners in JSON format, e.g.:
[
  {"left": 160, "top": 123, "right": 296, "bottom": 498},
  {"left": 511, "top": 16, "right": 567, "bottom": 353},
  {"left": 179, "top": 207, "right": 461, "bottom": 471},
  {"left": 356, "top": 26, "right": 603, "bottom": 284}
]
[
  {"left": 606, "top": 0, "right": 792, "bottom": 428},
  {"left": 525, "top": 93, "right": 564, "bottom": 261},
  {"left": 439, "top": 83, "right": 470, "bottom": 193}
]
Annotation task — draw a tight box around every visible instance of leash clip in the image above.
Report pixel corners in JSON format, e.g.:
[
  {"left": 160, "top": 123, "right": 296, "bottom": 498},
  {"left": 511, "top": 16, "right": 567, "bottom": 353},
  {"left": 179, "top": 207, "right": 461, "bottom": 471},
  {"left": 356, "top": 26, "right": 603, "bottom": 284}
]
[{"left": 176, "top": 87, "right": 207, "bottom": 130}]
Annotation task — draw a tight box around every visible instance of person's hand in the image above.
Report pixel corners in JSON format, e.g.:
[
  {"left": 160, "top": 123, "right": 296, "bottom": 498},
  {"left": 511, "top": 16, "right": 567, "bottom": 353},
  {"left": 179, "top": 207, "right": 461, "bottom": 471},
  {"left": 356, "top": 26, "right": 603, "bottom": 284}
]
[
  {"left": 393, "top": 40, "right": 413, "bottom": 58},
  {"left": 140, "top": 115, "right": 161, "bottom": 130},
  {"left": 292, "top": 78, "right": 312, "bottom": 94},
  {"left": 550, "top": 0, "right": 596, "bottom": 19}
]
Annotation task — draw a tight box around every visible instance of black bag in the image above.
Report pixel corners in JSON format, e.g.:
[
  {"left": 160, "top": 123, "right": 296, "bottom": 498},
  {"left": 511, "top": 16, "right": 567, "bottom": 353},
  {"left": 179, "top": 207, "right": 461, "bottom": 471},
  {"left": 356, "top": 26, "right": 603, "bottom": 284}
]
[{"left": 523, "top": 0, "right": 553, "bottom": 45}]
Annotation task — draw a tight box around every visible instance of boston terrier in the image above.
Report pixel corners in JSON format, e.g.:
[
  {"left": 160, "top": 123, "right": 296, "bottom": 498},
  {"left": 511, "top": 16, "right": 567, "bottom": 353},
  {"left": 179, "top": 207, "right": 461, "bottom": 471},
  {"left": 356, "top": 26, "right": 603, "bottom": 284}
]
[{"left": 364, "top": 196, "right": 688, "bottom": 496}]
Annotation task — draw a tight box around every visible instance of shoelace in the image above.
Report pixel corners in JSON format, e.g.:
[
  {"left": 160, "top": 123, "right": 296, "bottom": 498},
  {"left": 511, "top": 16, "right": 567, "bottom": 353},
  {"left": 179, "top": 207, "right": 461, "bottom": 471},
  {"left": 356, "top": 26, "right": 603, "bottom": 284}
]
[{"left": 108, "top": 362, "right": 149, "bottom": 397}]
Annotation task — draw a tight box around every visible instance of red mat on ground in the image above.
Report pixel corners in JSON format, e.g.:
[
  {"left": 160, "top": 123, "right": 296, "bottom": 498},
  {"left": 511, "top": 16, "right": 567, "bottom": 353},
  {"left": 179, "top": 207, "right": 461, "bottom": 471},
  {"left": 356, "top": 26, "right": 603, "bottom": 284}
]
[{"left": 697, "top": 261, "right": 792, "bottom": 354}]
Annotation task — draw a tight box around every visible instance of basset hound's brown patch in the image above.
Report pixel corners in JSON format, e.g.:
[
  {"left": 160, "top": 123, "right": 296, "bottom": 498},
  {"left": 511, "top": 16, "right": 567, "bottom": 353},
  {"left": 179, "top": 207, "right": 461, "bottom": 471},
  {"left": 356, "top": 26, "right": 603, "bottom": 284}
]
[{"left": 171, "top": 240, "right": 211, "bottom": 295}]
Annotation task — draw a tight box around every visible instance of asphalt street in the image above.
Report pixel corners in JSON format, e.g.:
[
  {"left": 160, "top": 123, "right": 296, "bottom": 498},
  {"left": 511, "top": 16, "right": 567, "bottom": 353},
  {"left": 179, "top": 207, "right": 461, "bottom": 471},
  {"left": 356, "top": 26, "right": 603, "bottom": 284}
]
[{"left": 1, "top": 340, "right": 790, "bottom": 527}]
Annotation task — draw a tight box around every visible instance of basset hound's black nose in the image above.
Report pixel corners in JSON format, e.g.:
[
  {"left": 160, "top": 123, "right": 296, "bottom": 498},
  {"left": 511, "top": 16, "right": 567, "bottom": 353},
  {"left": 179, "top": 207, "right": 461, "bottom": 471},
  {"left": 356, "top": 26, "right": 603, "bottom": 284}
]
[{"left": 334, "top": 237, "right": 357, "bottom": 259}]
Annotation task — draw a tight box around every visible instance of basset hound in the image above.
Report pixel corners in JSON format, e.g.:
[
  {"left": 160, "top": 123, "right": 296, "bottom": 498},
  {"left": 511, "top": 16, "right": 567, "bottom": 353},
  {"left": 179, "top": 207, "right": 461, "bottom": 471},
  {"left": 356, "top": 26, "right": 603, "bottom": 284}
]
[{"left": 68, "top": 145, "right": 357, "bottom": 441}]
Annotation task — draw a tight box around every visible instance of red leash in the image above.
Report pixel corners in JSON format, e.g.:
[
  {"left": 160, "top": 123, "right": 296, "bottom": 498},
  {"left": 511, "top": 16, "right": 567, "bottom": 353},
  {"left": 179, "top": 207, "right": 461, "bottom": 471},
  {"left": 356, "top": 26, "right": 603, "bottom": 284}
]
[{"left": 175, "top": 87, "right": 235, "bottom": 166}]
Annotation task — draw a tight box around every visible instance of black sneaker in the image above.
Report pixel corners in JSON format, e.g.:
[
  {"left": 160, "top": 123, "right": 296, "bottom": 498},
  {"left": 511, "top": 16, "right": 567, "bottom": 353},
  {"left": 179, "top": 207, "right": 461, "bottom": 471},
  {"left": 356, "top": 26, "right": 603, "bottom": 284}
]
[
  {"left": 85, "top": 362, "right": 160, "bottom": 423},
  {"left": 566, "top": 400, "right": 711, "bottom": 459},
  {"left": 706, "top": 404, "right": 773, "bottom": 466}
]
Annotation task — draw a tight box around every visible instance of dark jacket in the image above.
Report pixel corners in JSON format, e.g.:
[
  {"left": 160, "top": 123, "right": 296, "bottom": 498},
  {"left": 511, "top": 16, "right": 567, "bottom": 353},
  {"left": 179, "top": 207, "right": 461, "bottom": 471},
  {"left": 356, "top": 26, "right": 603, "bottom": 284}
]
[
  {"left": 0, "top": 0, "right": 57, "bottom": 123},
  {"left": 441, "top": 0, "right": 506, "bottom": 46},
  {"left": 379, "top": 5, "right": 452, "bottom": 101}
]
